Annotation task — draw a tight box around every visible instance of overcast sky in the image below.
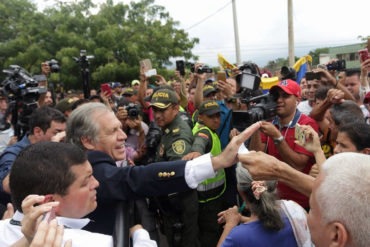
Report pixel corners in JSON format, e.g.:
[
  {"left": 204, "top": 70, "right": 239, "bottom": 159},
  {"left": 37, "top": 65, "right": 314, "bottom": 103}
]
[{"left": 36, "top": 0, "right": 369, "bottom": 67}]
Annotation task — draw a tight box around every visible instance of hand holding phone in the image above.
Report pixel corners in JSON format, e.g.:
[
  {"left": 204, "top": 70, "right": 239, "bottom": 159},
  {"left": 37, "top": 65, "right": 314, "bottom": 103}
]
[
  {"left": 100, "top": 83, "right": 113, "bottom": 98},
  {"left": 294, "top": 123, "right": 306, "bottom": 146},
  {"left": 358, "top": 49, "right": 370, "bottom": 62},
  {"left": 217, "top": 71, "right": 227, "bottom": 81}
]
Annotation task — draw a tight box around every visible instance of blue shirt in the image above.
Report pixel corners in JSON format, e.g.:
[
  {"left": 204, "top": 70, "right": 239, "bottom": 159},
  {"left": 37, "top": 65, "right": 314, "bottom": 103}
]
[
  {"left": 221, "top": 216, "right": 298, "bottom": 247},
  {"left": 216, "top": 100, "right": 232, "bottom": 150},
  {"left": 0, "top": 135, "right": 30, "bottom": 192}
]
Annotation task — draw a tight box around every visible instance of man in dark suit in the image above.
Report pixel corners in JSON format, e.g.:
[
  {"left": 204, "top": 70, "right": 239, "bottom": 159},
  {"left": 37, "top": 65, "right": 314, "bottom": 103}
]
[{"left": 66, "top": 102, "right": 261, "bottom": 235}]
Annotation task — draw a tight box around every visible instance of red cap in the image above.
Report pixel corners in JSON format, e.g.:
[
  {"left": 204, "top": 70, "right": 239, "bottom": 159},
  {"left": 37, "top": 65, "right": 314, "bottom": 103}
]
[
  {"left": 364, "top": 91, "right": 370, "bottom": 104},
  {"left": 270, "top": 79, "right": 301, "bottom": 97}
]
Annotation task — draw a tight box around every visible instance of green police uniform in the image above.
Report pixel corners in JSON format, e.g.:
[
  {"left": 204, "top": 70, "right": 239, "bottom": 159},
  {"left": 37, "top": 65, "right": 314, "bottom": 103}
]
[
  {"left": 191, "top": 100, "right": 228, "bottom": 247},
  {"left": 151, "top": 88, "right": 200, "bottom": 247}
]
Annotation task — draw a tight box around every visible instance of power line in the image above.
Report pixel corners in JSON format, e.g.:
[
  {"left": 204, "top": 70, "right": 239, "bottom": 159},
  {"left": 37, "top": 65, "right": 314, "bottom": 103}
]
[{"left": 185, "top": 1, "right": 231, "bottom": 31}]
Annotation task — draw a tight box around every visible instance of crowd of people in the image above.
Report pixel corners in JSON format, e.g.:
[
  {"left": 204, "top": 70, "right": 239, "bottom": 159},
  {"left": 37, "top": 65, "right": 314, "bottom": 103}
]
[{"left": 0, "top": 52, "right": 368, "bottom": 247}]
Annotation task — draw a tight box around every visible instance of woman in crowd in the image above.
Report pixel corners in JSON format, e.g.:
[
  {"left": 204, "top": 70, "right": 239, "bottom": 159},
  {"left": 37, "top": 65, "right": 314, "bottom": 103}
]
[
  {"left": 217, "top": 165, "right": 312, "bottom": 247},
  {"left": 334, "top": 122, "right": 370, "bottom": 155}
]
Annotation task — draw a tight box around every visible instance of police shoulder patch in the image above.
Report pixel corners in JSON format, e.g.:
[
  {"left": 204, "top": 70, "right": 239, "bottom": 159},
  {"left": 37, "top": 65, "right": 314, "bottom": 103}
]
[
  {"left": 172, "top": 128, "right": 180, "bottom": 133},
  {"left": 172, "top": 140, "right": 186, "bottom": 155}
]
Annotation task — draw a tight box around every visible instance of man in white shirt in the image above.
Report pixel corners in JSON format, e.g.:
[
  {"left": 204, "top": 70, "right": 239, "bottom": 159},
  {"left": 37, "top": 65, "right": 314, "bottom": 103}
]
[{"left": 0, "top": 142, "right": 156, "bottom": 247}]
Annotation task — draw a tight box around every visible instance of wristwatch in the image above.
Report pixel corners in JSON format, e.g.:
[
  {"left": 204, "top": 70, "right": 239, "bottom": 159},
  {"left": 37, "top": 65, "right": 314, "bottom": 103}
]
[{"left": 273, "top": 136, "right": 284, "bottom": 145}]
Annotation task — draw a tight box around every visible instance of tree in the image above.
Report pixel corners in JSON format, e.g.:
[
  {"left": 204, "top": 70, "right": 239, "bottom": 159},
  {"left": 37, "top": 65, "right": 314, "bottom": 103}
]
[
  {"left": 265, "top": 56, "right": 299, "bottom": 72},
  {"left": 0, "top": 0, "right": 199, "bottom": 90},
  {"left": 308, "top": 47, "right": 329, "bottom": 65}
]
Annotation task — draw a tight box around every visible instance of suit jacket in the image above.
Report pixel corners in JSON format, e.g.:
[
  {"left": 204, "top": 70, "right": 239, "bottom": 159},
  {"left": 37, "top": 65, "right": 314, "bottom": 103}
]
[{"left": 85, "top": 150, "right": 190, "bottom": 235}]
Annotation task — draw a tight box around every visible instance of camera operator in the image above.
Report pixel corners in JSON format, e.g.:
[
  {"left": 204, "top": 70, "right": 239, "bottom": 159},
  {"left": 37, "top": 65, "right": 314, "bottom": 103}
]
[{"left": 249, "top": 79, "right": 319, "bottom": 210}]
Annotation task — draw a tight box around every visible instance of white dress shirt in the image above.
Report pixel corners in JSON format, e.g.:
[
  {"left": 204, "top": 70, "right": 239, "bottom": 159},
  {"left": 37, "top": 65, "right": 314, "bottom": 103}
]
[{"left": 0, "top": 211, "right": 156, "bottom": 247}]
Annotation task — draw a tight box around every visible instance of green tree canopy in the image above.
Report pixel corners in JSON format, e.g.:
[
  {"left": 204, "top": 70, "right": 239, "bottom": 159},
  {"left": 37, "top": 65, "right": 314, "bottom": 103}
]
[
  {"left": 308, "top": 47, "right": 329, "bottom": 65},
  {"left": 0, "top": 0, "right": 199, "bottom": 89}
]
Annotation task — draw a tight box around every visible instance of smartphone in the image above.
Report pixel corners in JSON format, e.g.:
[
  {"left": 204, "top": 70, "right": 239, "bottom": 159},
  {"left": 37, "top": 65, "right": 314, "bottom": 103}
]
[
  {"left": 358, "top": 49, "right": 370, "bottom": 62},
  {"left": 140, "top": 59, "right": 152, "bottom": 72},
  {"left": 100, "top": 83, "right": 113, "bottom": 98},
  {"left": 294, "top": 123, "right": 306, "bottom": 145},
  {"left": 145, "top": 69, "right": 157, "bottom": 77},
  {"left": 176, "top": 60, "right": 185, "bottom": 76},
  {"left": 217, "top": 71, "right": 226, "bottom": 81},
  {"left": 305, "top": 72, "right": 320, "bottom": 81}
]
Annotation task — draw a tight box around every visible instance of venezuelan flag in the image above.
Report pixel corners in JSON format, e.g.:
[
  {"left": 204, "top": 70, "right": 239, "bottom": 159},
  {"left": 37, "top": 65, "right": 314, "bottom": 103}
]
[
  {"left": 293, "top": 55, "right": 312, "bottom": 84},
  {"left": 218, "top": 53, "right": 236, "bottom": 77}
]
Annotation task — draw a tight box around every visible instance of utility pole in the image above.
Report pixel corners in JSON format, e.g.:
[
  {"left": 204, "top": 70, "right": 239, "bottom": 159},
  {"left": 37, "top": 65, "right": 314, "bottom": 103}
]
[
  {"left": 232, "top": 0, "right": 241, "bottom": 65},
  {"left": 288, "top": 0, "right": 295, "bottom": 66}
]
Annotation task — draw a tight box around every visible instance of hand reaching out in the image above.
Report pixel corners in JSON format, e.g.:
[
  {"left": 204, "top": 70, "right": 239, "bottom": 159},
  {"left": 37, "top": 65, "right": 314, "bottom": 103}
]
[
  {"left": 294, "top": 125, "right": 321, "bottom": 154},
  {"left": 182, "top": 152, "right": 202, "bottom": 161},
  {"left": 217, "top": 206, "right": 241, "bottom": 227}
]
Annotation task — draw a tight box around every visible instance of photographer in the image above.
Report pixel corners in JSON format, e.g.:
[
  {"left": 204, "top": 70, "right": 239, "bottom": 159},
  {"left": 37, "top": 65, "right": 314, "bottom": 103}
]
[
  {"left": 249, "top": 79, "right": 318, "bottom": 210},
  {"left": 116, "top": 101, "right": 148, "bottom": 164}
]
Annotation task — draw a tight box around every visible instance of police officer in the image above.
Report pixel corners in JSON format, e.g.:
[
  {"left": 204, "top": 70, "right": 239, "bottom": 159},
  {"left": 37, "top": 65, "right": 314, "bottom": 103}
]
[
  {"left": 183, "top": 100, "right": 227, "bottom": 247},
  {"left": 149, "top": 88, "right": 199, "bottom": 247}
]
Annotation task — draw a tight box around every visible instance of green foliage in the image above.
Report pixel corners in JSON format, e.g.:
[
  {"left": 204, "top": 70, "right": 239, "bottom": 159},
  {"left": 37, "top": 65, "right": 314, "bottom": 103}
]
[
  {"left": 308, "top": 47, "right": 329, "bottom": 65},
  {"left": 0, "top": 0, "right": 199, "bottom": 90}
]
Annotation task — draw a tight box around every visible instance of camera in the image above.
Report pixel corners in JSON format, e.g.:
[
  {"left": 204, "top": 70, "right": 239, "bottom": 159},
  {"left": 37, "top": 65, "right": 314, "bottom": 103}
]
[
  {"left": 190, "top": 63, "right": 213, "bottom": 74},
  {"left": 236, "top": 63, "right": 261, "bottom": 93},
  {"left": 176, "top": 60, "right": 185, "bottom": 76},
  {"left": 47, "top": 59, "right": 60, "bottom": 73},
  {"left": 1, "top": 65, "right": 47, "bottom": 138},
  {"left": 305, "top": 72, "right": 321, "bottom": 81},
  {"left": 233, "top": 93, "right": 277, "bottom": 130},
  {"left": 280, "top": 66, "right": 297, "bottom": 81},
  {"left": 124, "top": 103, "right": 139, "bottom": 119},
  {"left": 233, "top": 63, "right": 277, "bottom": 130},
  {"left": 326, "top": 60, "right": 346, "bottom": 71}
]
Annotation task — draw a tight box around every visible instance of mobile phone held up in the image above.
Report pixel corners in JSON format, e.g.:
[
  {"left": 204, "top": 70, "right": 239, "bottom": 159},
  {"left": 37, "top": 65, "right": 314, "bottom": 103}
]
[
  {"left": 176, "top": 60, "right": 185, "bottom": 76},
  {"left": 358, "top": 49, "right": 370, "bottom": 62},
  {"left": 294, "top": 123, "right": 306, "bottom": 146},
  {"left": 217, "top": 71, "right": 226, "bottom": 82},
  {"left": 100, "top": 83, "right": 113, "bottom": 98}
]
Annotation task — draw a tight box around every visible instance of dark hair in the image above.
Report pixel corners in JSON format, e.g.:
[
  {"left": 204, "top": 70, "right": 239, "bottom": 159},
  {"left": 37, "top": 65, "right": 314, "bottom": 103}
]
[
  {"left": 339, "top": 122, "right": 370, "bottom": 151},
  {"left": 71, "top": 98, "right": 89, "bottom": 111},
  {"left": 315, "top": 86, "right": 330, "bottom": 100},
  {"left": 88, "top": 95, "right": 104, "bottom": 103},
  {"left": 28, "top": 106, "right": 66, "bottom": 134},
  {"left": 9, "top": 142, "right": 87, "bottom": 212},
  {"left": 329, "top": 101, "right": 364, "bottom": 126},
  {"left": 236, "top": 166, "right": 284, "bottom": 231},
  {"left": 345, "top": 68, "right": 361, "bottom": 78}
]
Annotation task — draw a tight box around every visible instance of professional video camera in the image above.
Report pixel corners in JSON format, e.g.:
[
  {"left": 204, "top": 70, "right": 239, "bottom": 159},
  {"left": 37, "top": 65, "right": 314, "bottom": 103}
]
[
  {"left": 1, "top": 65, "right": 47, "bottom": 138},
  {"left": 73, "top": 50, "right": 94, "bottom": 99},
  {"left": 232, "top": 63, "right": 277, "bottom": 130}
]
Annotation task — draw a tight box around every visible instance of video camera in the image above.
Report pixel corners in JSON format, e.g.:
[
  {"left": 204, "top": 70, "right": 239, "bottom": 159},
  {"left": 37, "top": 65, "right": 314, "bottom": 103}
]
[
  {"left": 280, "top": 66, "right": 297, "bottom": 81},
  {"left": 1, "top": 65, "right": 47, "bottom": 138},
  {"left": 190, "top": 63, "right": 213, "bottom": 74},
  {"left": 232, "top": 63, "right": 277, "bottom": 130},
  {"left": 326, "top": 60, "right": 346, "bottom": 71},
  {"left": 73, "top": 50, "right": 94, "bottom": 99}
]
